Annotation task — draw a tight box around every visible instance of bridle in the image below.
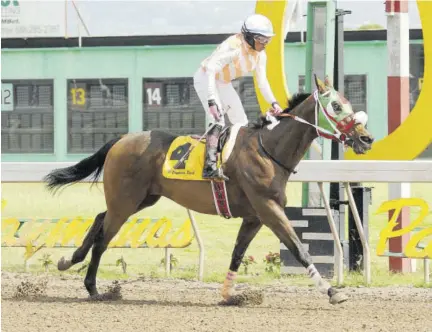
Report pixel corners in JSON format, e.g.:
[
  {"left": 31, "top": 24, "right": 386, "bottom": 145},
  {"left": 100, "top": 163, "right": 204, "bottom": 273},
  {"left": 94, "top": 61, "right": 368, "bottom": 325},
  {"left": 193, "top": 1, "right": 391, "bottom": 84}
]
[
  {"left": 278, "top": 90, "right": 360, "bottom": 143},
  {"left": 258, "top": 90, "right": 364, "bottom": 174}
]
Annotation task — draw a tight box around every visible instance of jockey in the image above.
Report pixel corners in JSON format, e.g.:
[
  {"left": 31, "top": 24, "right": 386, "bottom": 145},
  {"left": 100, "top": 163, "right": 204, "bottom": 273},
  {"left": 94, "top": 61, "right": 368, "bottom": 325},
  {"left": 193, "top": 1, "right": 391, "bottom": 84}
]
[{"left": 193, "top": 13, "right": 283, "bottom": 181}]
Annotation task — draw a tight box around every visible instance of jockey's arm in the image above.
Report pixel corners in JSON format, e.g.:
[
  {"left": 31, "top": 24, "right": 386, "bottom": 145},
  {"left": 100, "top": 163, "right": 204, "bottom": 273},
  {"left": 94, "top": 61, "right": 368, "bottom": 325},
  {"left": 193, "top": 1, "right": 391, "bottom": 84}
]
[
  {"left": 203, "top": 47, "right": 241, "bottom": 103},
  {"left": 255, "top": 51, "right": 278, "bottom": 107}
]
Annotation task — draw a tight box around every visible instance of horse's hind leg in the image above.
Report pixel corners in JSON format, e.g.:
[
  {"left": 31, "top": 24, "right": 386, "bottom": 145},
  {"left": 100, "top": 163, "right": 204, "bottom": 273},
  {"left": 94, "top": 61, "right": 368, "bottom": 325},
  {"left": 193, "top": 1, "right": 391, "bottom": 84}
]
[
  {"left": 83, "top": 195, "right": 161, "bottom": 297},
  {"left": 221, "top": 216, "right": 262, "bottom": 300},
  {"left": 83, "top": 210, "right": 127, "bottom": 298},
  {"left": 58, "top": 211, "right": 106, "bottom": 271}
]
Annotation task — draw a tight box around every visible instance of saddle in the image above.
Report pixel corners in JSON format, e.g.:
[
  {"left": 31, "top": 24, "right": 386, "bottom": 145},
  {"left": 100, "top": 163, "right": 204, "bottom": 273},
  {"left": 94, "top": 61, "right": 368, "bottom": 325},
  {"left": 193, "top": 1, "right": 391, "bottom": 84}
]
[{"left": 189, "top": 125, "right": 232, "bottom": 153}]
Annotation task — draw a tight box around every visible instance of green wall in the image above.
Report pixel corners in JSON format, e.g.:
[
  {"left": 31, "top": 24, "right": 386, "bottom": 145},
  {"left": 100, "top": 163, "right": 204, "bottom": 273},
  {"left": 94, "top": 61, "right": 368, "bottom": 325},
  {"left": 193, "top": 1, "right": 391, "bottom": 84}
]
[
  {"left": 0, "top": 40, "right": 417, "bottom": 162},
  {"left": 344, "top": 41, "right": 388, "bottom": 139}
]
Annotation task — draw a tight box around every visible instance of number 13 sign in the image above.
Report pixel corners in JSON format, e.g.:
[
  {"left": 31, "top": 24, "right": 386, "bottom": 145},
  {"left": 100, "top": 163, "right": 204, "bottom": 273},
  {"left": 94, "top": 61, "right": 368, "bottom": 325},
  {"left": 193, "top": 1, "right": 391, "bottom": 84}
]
[{"left": 1, "top": 83, "right": 14, "bottom": 111}]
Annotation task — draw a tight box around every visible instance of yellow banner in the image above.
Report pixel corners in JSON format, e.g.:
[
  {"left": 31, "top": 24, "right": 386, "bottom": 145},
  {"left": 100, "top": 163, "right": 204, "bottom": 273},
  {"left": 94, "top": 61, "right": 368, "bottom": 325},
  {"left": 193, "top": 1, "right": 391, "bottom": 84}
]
[
  {"left": 376, "top": 198, "right": 432, "bottom": 259},
  {"left": 1, "top": 217, "right": 194, "bottom": 249}
]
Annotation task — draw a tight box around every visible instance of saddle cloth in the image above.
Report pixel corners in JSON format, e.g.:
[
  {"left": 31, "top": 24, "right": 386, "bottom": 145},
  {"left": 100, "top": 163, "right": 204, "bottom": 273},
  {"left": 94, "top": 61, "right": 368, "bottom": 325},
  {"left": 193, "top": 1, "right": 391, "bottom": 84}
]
[{"left": 162, "top": 123, "right": 243, "bottom": 181}]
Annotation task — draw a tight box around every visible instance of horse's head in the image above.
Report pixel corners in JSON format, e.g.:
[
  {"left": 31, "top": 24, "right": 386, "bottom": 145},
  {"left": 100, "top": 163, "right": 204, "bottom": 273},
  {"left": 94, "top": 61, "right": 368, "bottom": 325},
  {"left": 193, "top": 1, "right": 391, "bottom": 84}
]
[{"left": 313, "top": 75, "right": 374, "bottom": 154}]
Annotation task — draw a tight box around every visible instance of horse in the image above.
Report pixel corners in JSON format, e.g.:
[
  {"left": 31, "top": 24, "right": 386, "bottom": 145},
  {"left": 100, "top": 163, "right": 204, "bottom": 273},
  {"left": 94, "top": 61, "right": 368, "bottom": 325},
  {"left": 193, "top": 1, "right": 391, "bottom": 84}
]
[{"left": 43, "top": 75, "right": 374, "bottom": 305}]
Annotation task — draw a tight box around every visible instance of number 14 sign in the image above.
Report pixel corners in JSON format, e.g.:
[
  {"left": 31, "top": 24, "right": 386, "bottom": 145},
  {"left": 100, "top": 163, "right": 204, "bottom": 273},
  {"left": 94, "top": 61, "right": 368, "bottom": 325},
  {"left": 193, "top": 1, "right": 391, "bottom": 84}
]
[
  {"left": 1, "top": 83, "right": 14, "bottom": 111},
  {"left": 144, "top": 82, "right": 162, "bottom": 106}
]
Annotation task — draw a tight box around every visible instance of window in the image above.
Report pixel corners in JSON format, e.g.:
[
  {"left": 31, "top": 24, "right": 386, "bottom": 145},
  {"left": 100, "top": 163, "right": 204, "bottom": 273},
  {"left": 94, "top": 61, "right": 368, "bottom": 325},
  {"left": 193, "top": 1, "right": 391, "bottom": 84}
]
[
  {"left": 67, "top": 78, "right": 129, "bottom": 153},
  {"left": 344, "top": 75, "right": 367, "bottom": 114},
  {"left": 143, "top": 77, "right": 205, "bottom": 136},
  {"left": 1, "top": 79, "right": 54, "bottom": 153},
  {"left": 237, "top": 77, "right": 262, "bottom": 122},
  {"left": 298, "top": 76, "right": 306, "bottom": 93},
  {"left": 142, "top": 76, "right": 263, "bottom": 136}
]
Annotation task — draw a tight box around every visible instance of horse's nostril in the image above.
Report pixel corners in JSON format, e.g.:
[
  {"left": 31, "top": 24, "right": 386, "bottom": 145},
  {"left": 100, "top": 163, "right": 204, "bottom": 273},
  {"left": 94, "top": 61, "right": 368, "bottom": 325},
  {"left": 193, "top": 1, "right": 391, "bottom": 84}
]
[{"left": 360, "top": 136, "right": 374, "bottom": 145}]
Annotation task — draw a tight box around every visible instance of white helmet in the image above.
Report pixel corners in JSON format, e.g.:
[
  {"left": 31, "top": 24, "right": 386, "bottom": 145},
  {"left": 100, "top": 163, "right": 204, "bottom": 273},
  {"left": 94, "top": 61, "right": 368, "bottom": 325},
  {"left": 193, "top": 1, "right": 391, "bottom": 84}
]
[{"left": 241, "top": 14, "right": 275, "bottom": 49}]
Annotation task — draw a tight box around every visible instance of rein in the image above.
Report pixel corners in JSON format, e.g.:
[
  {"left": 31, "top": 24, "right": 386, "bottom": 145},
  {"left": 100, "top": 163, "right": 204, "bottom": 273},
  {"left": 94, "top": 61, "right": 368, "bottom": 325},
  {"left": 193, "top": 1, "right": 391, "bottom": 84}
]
[
  {"left": 258, "top": 132, "right": 297, "bottom": 174},
  {"left": 258, "top": 90, "right": 357, "bottom": 174},
  {"left": 276, "top": 91, "right": 351, "bottom": 143}
]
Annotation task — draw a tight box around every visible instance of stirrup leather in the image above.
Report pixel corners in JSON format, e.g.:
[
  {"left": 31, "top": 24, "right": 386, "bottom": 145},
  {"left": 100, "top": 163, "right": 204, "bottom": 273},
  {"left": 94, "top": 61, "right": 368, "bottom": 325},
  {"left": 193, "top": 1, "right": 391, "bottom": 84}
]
[{"left": 202, "top": 124, "right": 229, "bottom": 181}]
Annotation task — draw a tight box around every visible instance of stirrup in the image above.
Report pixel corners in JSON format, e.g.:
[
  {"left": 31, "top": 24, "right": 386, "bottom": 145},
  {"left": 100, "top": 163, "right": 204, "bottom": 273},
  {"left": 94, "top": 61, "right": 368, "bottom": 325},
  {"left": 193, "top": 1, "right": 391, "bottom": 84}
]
[{"left": 203, "top": 167, "right": 229, "bottom": 181}]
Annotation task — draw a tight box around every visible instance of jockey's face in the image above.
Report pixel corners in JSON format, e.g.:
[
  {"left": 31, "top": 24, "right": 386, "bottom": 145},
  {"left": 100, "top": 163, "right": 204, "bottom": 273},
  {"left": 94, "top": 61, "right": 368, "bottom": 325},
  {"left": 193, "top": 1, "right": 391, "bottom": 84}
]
[{"left": 253, "top": 35, "right": 272, "bottom": 51}]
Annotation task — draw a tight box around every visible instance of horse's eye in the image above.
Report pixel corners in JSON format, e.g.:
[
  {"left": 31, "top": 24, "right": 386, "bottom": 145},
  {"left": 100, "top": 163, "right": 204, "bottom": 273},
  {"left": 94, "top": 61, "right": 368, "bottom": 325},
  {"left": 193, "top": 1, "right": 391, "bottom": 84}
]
[{"left": 331, "top": 101, "right": 342, "bottom": 113}]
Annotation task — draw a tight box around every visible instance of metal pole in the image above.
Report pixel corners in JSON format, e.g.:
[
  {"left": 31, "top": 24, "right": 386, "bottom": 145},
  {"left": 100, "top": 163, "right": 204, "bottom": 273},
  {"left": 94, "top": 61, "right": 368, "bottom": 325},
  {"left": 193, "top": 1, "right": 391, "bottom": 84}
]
[
  {"left": 187, "top": 209, "right": 204, "bottom": 281},
  {"left": 331, "top": 8, "right": 352, "bottom": 269},
  {"left": 344, "top": 183, "right": 371, "bottom": 285},
  {"left": 386, "top": 0, "right": 412, "bottom": 274},
  {"left": 302, "top": 1, "right": 314, "bottom": 208},
  {"left": 318, "top": 182, "right": 344, "bottom": 285},
  {"left": 71, "top": 0, "right": 91, "bottom": 36}
]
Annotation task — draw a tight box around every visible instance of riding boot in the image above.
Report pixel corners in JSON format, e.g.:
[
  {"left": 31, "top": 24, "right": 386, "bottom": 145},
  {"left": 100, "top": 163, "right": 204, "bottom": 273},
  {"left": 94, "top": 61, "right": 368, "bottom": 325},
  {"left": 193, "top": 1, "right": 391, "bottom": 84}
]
[{"left": 202, "top": 124, "right": 229, "bottom": 181}]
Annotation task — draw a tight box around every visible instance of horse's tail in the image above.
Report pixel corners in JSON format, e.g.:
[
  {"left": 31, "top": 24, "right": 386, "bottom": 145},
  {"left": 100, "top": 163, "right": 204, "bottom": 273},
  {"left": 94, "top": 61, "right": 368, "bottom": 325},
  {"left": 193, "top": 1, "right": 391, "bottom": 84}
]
[{"left": 44, "top": 137, "right": 122, "bottom": 194}]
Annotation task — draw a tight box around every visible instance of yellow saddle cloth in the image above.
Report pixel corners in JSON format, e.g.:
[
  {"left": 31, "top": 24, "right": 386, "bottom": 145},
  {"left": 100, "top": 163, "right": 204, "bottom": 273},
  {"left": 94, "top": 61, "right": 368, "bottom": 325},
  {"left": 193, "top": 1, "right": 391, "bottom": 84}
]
[
  {"left": 162, "top": 135, "right": 222, "bottom": 181},
  {"left": 162, "top": 124, "right": 244, "bottom": 181}
]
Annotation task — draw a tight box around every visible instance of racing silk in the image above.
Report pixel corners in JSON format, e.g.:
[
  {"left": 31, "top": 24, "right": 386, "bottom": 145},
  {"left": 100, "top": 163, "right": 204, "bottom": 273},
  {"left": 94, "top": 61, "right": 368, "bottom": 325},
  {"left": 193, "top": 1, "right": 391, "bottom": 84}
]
[{"left": 201, "top": 33, "right": 276, "bottom": 105}]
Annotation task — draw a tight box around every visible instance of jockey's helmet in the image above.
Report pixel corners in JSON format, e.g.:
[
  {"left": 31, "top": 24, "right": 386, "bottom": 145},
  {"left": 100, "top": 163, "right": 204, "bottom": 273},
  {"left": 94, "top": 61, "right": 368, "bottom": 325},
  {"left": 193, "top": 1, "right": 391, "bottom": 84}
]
[{"left": 241, "top": 14, "right": 275, "bottom": 50}]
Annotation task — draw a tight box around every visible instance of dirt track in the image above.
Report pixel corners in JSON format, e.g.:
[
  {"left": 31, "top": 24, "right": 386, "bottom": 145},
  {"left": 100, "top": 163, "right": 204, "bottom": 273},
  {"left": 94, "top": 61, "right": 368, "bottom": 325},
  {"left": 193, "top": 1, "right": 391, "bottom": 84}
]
[{"left": 1, "top": 271, "right": 431, "bottom": 332}]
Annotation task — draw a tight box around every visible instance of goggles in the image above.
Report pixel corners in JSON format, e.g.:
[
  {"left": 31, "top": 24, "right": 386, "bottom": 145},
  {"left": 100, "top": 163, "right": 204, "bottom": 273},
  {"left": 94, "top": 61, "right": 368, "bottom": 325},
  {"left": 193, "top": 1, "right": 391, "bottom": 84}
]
[{"left": 253, "top": 35, "right": 272, "bottom": 45}]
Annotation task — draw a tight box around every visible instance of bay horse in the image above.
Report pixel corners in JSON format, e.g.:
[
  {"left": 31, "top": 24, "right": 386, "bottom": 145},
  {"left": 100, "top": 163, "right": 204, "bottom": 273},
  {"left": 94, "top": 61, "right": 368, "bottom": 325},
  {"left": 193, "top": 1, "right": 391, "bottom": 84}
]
[{"left": 43, "top": 75, "right": 374, "bottom": 305}]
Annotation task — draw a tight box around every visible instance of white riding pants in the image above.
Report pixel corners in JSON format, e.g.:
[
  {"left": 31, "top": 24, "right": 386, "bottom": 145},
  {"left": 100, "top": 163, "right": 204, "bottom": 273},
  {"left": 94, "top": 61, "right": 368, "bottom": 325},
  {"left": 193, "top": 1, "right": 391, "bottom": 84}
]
[{"left": 193, "top": 68, "right": 248, "bottom": 127}]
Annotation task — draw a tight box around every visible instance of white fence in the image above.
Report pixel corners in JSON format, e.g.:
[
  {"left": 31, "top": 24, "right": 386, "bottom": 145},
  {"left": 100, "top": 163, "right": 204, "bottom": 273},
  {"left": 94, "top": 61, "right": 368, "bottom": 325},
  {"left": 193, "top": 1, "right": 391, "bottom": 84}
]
[
  {"left": 2, "top": 160, "right": 432, "bottom": 183},
  {"left": 2, "top": 160, "right": 432, "bottom": 285}
]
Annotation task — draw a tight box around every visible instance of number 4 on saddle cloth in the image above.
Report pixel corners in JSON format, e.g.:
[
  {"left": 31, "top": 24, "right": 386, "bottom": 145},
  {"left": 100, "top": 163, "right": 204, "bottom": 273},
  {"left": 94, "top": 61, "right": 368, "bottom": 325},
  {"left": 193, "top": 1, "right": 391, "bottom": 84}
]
[{"left": 162, "top": 123, "right": 243, "bottom": 219}]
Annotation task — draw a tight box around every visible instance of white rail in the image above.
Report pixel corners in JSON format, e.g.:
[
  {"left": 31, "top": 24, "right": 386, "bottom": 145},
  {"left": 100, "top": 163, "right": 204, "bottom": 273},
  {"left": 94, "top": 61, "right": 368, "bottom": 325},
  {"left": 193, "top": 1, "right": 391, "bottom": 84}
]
[
  {"left": 318, "top": 182, "right": 344, "bottom": 286},
  {"left": 2, "top": 160, "right": 431, "bottom": 285},
  {"left": 2, "top": 160, "right": 432, "bottom": 183}
]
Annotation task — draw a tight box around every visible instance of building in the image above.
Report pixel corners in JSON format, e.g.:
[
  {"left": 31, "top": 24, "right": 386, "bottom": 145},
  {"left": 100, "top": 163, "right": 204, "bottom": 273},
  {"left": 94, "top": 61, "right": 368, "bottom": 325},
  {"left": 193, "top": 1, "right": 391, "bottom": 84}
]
[{"left": 1, "top": 29, "right": 428, "bottom": 162}]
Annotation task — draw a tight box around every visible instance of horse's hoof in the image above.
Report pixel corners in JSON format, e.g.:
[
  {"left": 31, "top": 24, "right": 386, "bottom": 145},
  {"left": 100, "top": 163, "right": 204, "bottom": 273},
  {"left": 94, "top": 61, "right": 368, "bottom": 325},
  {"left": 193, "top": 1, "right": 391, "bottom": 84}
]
[
  {"left": 57, "top": 257, "right": 72, "bottom": 271},
  {"left": 219, "top": 290, "right": 264, "bottom": 307},
  {"left": 221, "top": 287, "right": 235, "bottom": 301},
  {"left": 88, "top": 293, "right": 103, "bottom": 301},
  {"left": 329, "top": 291, "right": 348, "bottom": 305},
  {"left": 87, "top": 291, "right": 122, "bottom": 302}
]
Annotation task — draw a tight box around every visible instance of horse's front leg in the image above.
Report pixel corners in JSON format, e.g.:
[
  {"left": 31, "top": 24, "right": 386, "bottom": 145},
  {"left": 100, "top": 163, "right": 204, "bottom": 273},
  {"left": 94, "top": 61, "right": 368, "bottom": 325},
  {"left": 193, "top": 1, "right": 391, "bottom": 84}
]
[
  {"left": 221, "top": 216, "right": 262, "bottom": 301},
  {"left": 250, "top": 197, "right": 348, "bottom": 305}
]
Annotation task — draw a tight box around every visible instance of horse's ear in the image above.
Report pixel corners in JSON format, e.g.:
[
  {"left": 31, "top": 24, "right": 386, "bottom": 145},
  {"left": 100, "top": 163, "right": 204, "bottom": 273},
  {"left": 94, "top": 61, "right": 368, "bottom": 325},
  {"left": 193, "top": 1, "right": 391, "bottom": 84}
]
[
  {"left": 324, "top": 75, "right": 333, "bottom": 88},
  {"left": 314, "top": 74, "right": 326, "bottom": 94}
]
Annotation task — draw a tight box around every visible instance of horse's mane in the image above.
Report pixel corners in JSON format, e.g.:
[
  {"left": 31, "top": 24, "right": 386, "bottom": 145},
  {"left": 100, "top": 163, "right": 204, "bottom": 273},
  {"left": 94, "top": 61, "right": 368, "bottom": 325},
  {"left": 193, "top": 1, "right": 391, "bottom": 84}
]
[{"left": 249, "top": 92, "right": 312, "bottom": 129}]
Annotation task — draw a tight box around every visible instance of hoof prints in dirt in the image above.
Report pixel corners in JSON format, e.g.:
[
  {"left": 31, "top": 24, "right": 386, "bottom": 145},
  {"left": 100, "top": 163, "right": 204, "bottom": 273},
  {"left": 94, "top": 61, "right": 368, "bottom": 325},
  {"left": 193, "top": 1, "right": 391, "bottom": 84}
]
[
  {"left": 219, "top": 290, "right": 264, "bottom": 306},
  {"left": 13, "top": 280, "right": 48, "bottom": 298},
  {"left": 88, "top": 281, "right": 123, "bottom": 301}
]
